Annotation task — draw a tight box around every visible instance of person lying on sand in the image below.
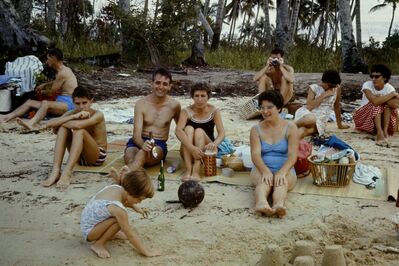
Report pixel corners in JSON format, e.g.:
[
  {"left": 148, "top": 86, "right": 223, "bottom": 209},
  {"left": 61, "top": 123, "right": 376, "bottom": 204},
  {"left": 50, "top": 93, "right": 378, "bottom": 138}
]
[
  {"left": 80, "top": 168, "right": 160, "bottom": 258},
  {"left": 175, "top": 82, "right": 225, "bottom": 181},
  {"left": 250, "top": 90, "right": 299, "bottom": 218},
  {"left": 0, "top": 48, "right": 77, "bottom": 129},
  {"left": 39, "top": 86, "right": 107, "bottom": 190},
  {"left": 124, "top": 67, "right": 180, "bottom": 170},
  {"left": 294, "top": 70, "right": 349, "bottom": 139},
  {"left": 353, "top": 64, "right": 399, "bottom": 147}
]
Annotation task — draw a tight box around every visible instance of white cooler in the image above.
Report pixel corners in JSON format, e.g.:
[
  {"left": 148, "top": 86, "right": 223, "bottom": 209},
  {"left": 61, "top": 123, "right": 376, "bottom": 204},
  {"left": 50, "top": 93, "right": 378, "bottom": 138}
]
[{"left": 0, "top": 89, "right": 12, "bottom": 112}]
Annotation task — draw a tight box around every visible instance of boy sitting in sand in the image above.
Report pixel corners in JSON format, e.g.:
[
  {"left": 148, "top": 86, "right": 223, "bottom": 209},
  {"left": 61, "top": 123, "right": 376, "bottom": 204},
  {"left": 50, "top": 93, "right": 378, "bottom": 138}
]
[
  {"left": 81, "top": 168, "right": 160, "bottom": 258},
  {"left": 36, "top": 86, "right": 107, "bottom": 190}
]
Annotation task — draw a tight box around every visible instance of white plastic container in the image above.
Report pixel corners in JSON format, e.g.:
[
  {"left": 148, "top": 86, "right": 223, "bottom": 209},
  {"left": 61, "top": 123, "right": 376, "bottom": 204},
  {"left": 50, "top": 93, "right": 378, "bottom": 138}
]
[{"left": 0, "top": 89, "right": 12, "bottom": 112}]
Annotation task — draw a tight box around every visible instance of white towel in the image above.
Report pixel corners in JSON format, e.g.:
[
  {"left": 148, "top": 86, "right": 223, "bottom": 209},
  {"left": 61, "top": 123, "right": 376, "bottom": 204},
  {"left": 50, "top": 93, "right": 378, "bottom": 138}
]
[
  {"left": 353, "top": 163, "right": 381, "bottom": 186},
  {"left": 5, "top": 55, "right": 43, "bottom": 95}
]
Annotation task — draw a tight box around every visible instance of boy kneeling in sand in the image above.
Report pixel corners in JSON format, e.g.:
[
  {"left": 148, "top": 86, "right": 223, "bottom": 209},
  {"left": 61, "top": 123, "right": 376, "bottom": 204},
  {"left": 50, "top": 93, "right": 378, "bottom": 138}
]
[
  {"left": 81, "top": 168, "right": 160, "bottom": 258},
  {"left": 37, "top": 86, "right": 107, "bottom": 189}
]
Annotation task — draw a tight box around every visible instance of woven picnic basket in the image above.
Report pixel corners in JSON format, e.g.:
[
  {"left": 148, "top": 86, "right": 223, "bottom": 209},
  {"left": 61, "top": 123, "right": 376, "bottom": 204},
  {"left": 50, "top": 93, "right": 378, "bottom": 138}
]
[
  {"left": 308, "top": 155, "right": 356, "bottom": 187},
  {"left": 240, "top": 94, "right": 261, "bottom": 120}
]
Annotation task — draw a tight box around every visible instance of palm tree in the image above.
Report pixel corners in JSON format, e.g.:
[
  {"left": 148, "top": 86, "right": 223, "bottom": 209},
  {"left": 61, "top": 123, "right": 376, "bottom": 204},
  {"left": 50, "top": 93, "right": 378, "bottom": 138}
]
[
  {"left": 225, "top": 0, "right": 243, "bottom": 42},
  {"left": 337, "top": 0, "right": 365, "bottom": 73},
  {"left": 354, "top": 0, "right": 361, "bottom": 51},
  {"left": 211, "top": 0, "right": 226, "bottom": 50},
  {"left": 275, "top": 0, "right": 290, "bottom": 52},
  {"left": 46, "top": 0, "right": 57, "bottom": 34},
  {"left": 262, "top": 0, "right": 272, "bottom": 46},
  {"left": 289, "top": 0, "right": 301, "bottom": 42},
  {"left": 369, "top": 0, "right": 399, "bottom": 37}
]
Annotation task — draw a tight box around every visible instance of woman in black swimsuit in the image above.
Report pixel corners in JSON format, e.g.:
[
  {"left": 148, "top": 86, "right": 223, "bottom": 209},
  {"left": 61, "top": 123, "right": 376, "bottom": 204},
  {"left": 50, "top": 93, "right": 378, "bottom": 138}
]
[{"left": 175, "top": 83, "right": 225, "bottom": 181}]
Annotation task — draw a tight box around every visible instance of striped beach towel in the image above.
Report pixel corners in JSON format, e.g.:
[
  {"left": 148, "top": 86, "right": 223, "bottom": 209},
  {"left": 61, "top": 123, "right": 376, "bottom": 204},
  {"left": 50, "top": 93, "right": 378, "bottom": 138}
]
[{"left": 5, "top": 55, "right": 43, "bottom": 95}]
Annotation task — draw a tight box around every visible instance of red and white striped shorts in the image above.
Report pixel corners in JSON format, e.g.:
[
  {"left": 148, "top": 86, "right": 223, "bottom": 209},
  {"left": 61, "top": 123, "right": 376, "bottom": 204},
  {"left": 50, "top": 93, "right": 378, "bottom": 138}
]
[{"left": 353, "top": 102, "right": 397, "bottom": 135}]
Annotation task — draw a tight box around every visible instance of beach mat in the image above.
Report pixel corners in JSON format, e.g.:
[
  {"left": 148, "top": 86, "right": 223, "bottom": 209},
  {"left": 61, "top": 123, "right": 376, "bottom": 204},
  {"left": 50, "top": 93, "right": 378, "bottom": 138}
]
[
  {"left": 386, "top": 167, "right": 399, "bottom": 201},
  {"left": 291, "top": 168, "right": 388, "bottom": 201}
]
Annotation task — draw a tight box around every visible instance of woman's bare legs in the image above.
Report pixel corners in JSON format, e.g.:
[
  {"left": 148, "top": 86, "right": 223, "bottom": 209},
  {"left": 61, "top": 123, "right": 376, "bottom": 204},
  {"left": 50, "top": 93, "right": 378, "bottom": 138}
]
[
  {"left": 295, "top": 114, "right": 317, "bottom": 139},
  {"left": 42, "top": 126, "right": 72, "bottom": 187},
  {"left": 87, "top": 218, "right": 120, "bottom": 258},
  {"left": 272, "top": 172, "right": 297, "bottom": 218},
  {"left": 192, "top": 128, "right": 212, "bottom": 180},
  {"left": 250, "top": 168, "right": 274, "bottom": 216},
  {"left": 180, "top": 126, "right": 195, "bottom": 181},
  {"left": 56, "top": 128, "right": 101, "bottom": 190}
]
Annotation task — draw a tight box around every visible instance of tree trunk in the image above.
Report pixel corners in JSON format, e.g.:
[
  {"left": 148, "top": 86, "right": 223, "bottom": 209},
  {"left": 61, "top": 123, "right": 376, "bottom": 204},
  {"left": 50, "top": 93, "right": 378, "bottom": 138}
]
[
  {"left": 211, "top": 0, "right": 225, "bottom": 50},
  {"left": 251, "top": 4, "right": 260, "bottom": 45},
  {"left": 275, "top": 0, "right": 290, "bottom": 53},
  {"left": 0, "top": 0, "right": 52, "bottom": 54},
  {"left": 46, "top": 0, "right": 57, "bottom": 35},
  {"left": 262, "top": 0, "right": 272, "bottom": 47},
  {"left": 59, "top": 0, "right": 69, "bottom": 37},
  {"left": 388, "top": 4, "right": 397, "bottom": 37},
  {"left": 119, "top": 0, "right": 130, "bottom": 58},
  {"left": 198, "top": 9, "right": 213, "bottom": 41},
  {"left": 337, "top": 0, "right": 366, "bottom": 73},
  {"left": 288, "top": 0, "right": 300, "bottom": 42},
  {"left": 321, "top": 1, "right": 329, "bottom": 48},
  {"left": 355, "top": 0, "right": 361, "bottom": 51},
  {"left": 13, "top": 0, "right": 33, "bottom": 25},
  {"left": 144, "top": 0, "right": 149, "bottom": 17},
  {"left": 307, "top": 0, "right": 314, "bottom": 41}
]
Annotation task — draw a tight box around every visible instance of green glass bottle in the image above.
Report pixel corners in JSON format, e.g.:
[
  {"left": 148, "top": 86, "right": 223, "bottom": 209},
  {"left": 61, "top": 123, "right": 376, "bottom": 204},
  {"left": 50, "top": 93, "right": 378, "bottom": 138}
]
[{"left": 157, "top": 160, "right": 165, "bottom": 191}]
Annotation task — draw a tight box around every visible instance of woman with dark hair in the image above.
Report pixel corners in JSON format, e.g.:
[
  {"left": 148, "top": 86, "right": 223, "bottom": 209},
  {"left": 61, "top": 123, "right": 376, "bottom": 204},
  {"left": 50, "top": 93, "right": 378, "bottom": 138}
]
[
  {"left": 353, "top": 64, "right": 399, "bottom": 147},
  {"left": 175, "top": 83, "right": 225, "bottom": 181},
  {"left": 294, "top": 70, "right": 349, "bottom": 139},
  {"left": 250, "top": 90, "right": 299, "bottom": 218}
]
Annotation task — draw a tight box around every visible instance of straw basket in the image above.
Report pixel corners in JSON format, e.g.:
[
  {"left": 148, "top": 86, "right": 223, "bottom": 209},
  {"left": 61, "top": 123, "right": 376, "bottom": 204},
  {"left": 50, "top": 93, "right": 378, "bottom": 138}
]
[
  {"left": 308, "top": 155, "right": 356, "bottom": 187},
  {"left": 240, "top": 94, "right": 261, "bottom": 120}
]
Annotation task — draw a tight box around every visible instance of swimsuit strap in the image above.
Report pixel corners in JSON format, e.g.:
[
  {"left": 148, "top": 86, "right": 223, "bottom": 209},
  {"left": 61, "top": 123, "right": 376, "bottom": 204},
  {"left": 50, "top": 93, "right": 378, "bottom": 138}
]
[
  {"left": 284, "top": 123, "right": 289, "bottom": 139},
  {"left": 187, "top": 106, "right": 216, "bottom": 123},
  {"left": 94, "top": 184, "right": 123, "bottom": 197}
]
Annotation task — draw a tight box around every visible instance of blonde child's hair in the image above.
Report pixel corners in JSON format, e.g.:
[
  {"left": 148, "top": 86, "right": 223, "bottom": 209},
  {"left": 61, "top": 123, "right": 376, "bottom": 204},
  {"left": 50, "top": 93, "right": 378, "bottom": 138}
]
[{"left": 121, "top": 168, "right": 154, "bottom": 199}]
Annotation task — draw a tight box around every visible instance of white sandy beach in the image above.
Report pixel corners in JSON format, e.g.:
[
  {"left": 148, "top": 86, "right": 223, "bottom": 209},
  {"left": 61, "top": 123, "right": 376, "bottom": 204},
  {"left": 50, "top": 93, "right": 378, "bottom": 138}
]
[{"left": 1, "top": 96, "right": 399, "bottom": 266}]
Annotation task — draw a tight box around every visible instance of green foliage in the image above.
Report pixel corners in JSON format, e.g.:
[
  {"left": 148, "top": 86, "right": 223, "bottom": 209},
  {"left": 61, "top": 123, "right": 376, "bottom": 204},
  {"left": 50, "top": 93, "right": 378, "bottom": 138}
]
[
  {"left": 56, "top": 38, "right": 119, "bottom": 58},
  {"left": 198, "top": 43, "right": 341, "bottom": 72},
  {"left": 35, "top": 72, "right": 48, "bottom": 84},
  {"left": 362, "top": 35, "right": 399, "bottom": 73}
]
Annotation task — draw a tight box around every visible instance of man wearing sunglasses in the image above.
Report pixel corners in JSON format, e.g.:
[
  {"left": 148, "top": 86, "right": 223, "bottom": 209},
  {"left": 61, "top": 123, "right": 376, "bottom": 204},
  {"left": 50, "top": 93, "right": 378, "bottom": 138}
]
[{"left": 353, "top": 64, "right": 399, "bottom": 147}]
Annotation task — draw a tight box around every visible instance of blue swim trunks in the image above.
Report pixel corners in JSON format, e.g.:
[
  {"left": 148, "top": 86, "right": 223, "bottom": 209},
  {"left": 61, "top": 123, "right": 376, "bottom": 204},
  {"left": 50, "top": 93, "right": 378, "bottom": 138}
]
[
  {"left": 126, "top": 137, "right": 168, "bottom": 160},
  {"left": 56, "top": 95, "right": 75, "bottom": 111}
]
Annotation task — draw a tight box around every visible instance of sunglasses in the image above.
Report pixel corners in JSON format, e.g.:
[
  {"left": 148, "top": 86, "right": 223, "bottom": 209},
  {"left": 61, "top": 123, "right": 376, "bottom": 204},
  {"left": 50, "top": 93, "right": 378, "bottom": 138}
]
[{"left": 370, "top": 74, "right": 382, "bottom": 79}]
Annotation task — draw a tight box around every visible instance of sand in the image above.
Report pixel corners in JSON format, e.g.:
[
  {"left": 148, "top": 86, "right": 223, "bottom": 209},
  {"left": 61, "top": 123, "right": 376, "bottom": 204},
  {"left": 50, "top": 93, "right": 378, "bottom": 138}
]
[{"left": 1, "top": 95, "right": 399, "bottom": 266}]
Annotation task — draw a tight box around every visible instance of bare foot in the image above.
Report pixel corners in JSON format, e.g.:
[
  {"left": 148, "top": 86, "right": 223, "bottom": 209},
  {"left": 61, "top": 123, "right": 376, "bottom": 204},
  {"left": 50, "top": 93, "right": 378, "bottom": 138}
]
[
  {"left": 41, "top": 170, "right": 60, "bottom": 187},
  {"left": 376, "top": 139, "right": 389, "bottom": 148},
  {"left": 255, "top": 204, "right": 275, "bottom": 217},
  {"left": 90, "top": 242, "right": 111, "bottom": 258},
  {"left": 16, "top": 118, "right": 36, "bottom": 131},
  {"left": 112, "top": 231, "right": 127, "bottom": 240},
  {"left": 56, "top": 171, "right": 72, "bottom": 191},
  {"left": 0, "top": 114, "right": 11, "bottom": 123},
  {"left": 180, "top": 172, "right": 191, "bottom": 182},
  {"left": 119, "top": 166, "right": 130, "bottom": 181},
  {"left": 109, "top": 167, "right": 120, "bottom": 184},
  {"left": 190, "top": 175, "right": 201, "bottom": 182},
  {"left": 273, "top": 205, "right": 287, "bottom": 218}
]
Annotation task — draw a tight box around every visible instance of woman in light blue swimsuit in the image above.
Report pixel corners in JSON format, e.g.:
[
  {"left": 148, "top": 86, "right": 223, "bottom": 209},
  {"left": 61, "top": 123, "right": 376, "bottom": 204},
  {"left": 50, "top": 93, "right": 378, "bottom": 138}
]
[{"left": 250, "top": 90, "right": 299, "bottom": 218}]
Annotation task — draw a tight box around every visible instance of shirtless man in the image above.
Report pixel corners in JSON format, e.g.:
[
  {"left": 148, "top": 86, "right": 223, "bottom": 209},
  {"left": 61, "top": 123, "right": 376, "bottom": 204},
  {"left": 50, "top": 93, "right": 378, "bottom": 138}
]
[
  {"left": 0, "top": 48, "right": 78, "bottom": 130},
  {"left": 253, "top": 47, "right": 294, "bottom": 106},
  {"left": 124, "top": 68, "right": 181, "bottom": 170},
  {"left": 40, "top": 86, "right": 107, "bottom": 190}
]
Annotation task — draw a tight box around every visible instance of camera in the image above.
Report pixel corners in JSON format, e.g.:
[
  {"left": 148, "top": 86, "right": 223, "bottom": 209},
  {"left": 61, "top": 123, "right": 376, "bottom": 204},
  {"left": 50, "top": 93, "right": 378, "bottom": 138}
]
[{"left": 270, "top": 59, "right": 280, "bottom": 66}]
